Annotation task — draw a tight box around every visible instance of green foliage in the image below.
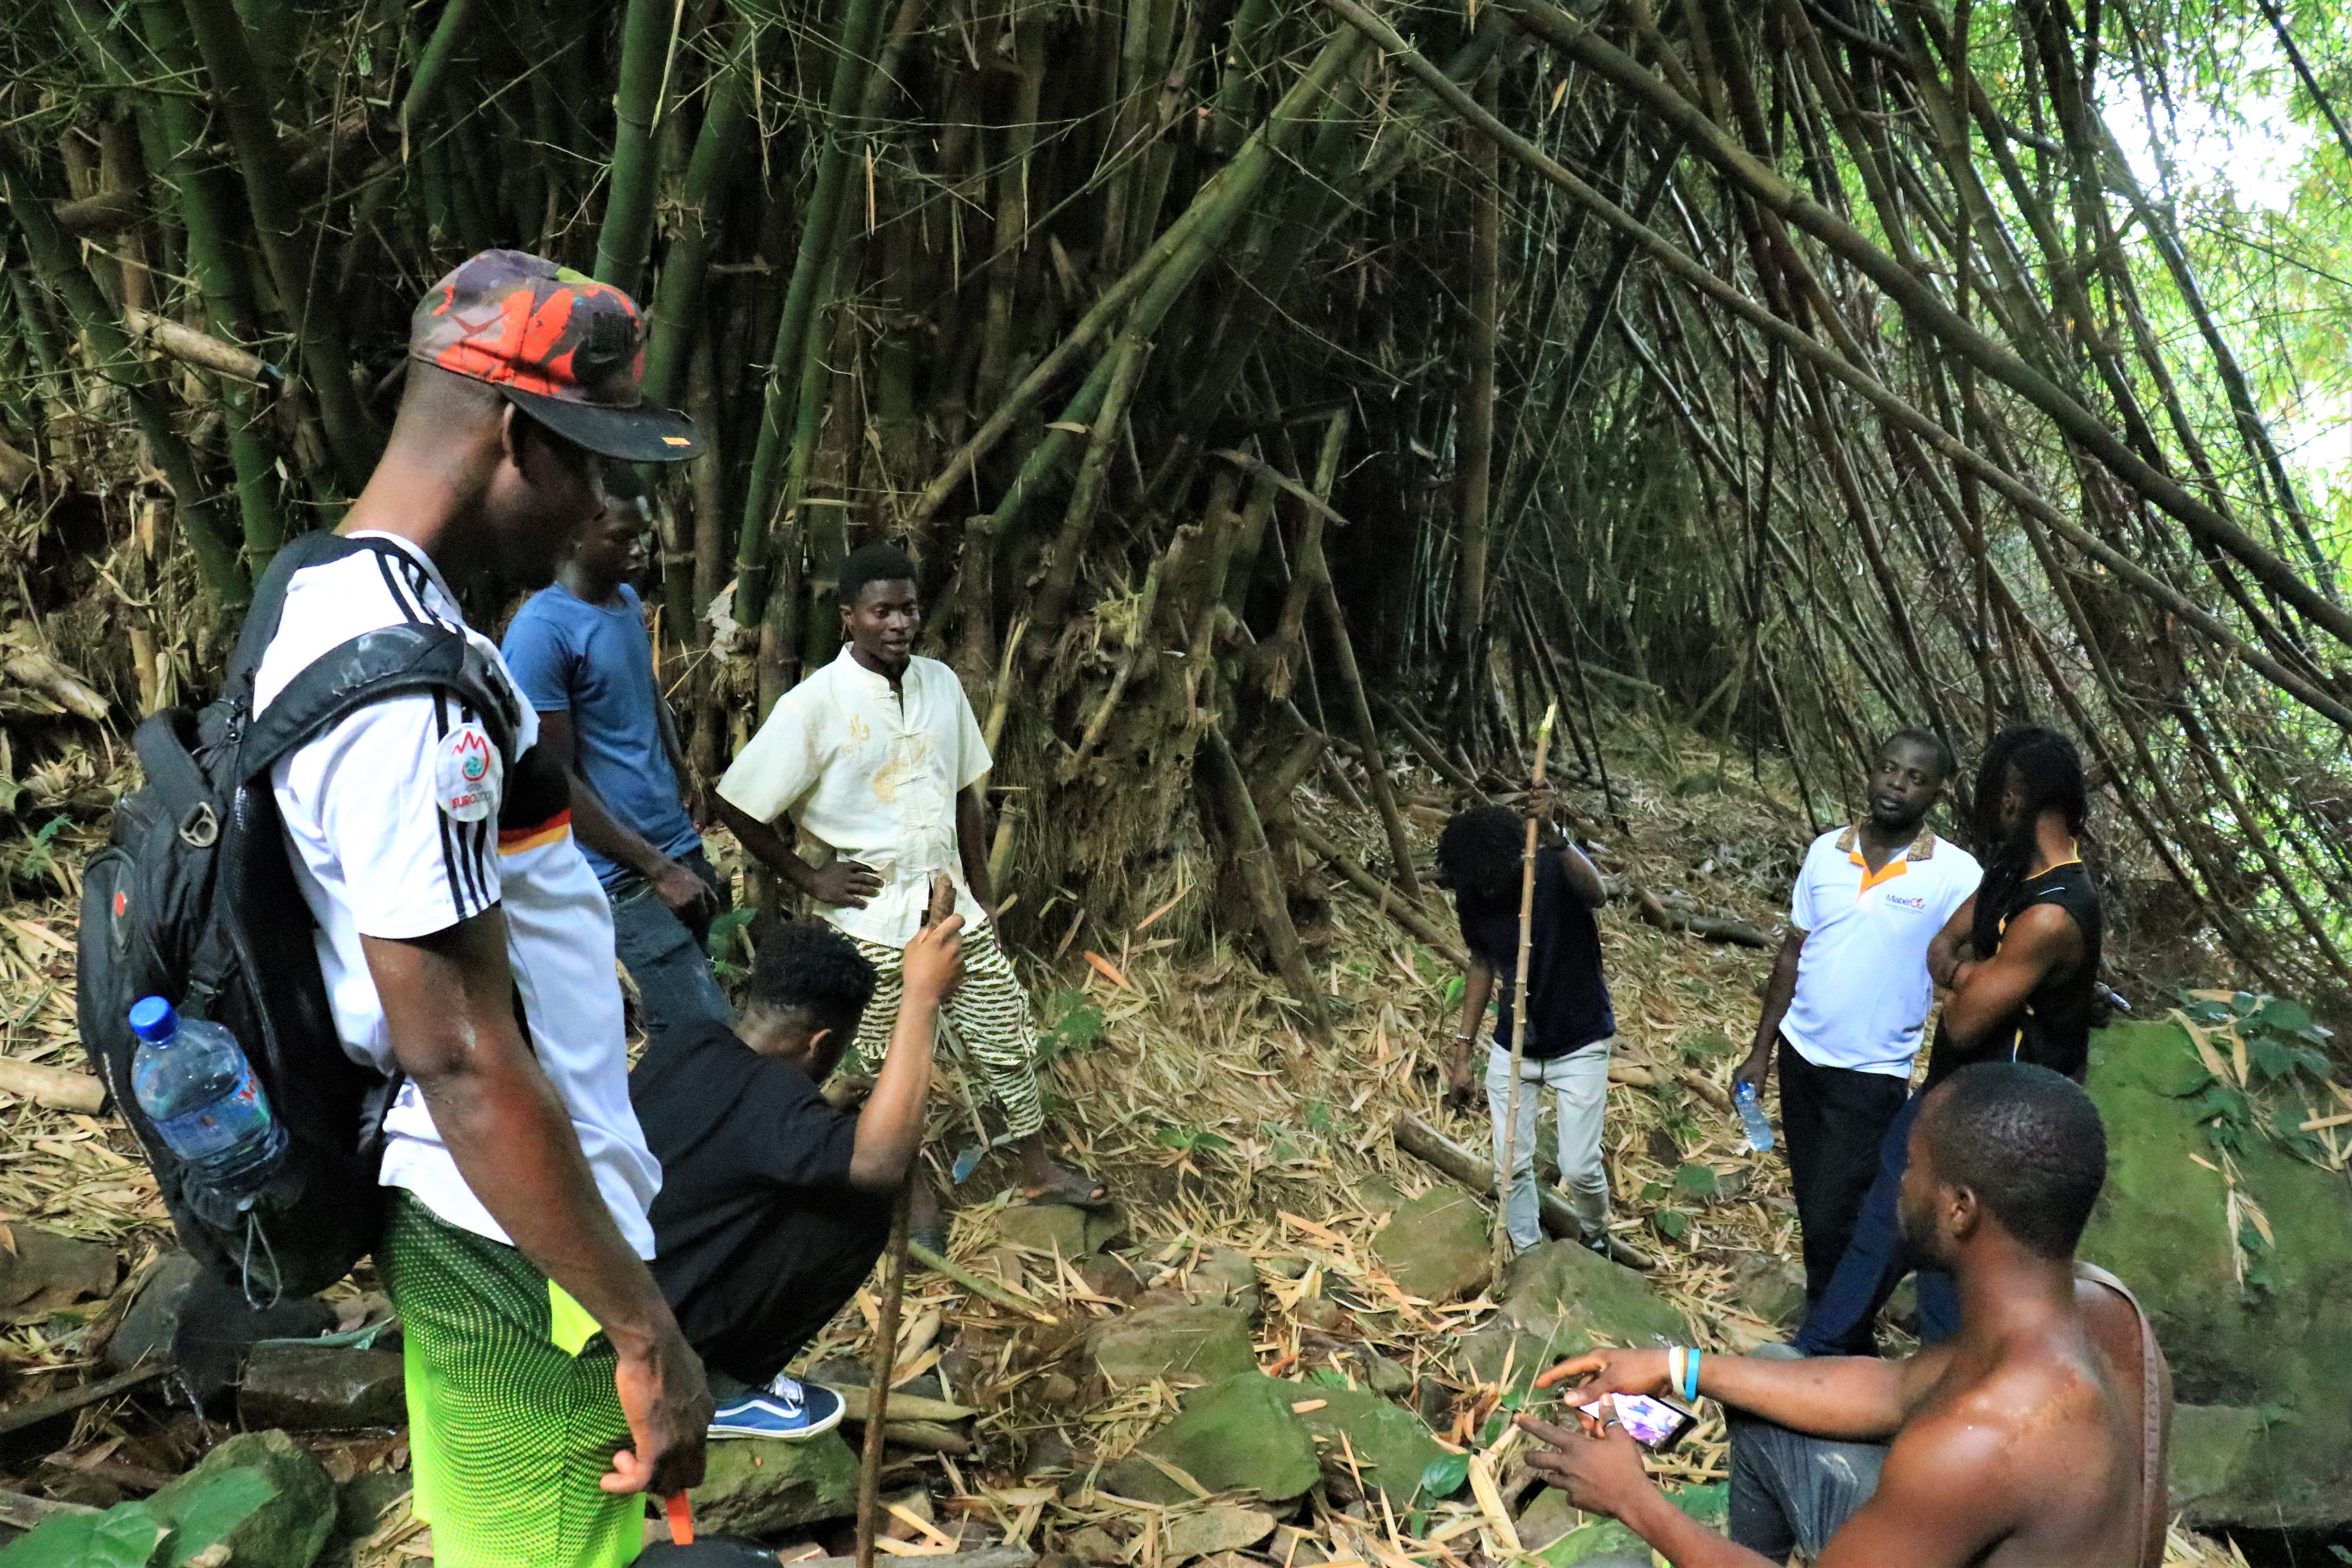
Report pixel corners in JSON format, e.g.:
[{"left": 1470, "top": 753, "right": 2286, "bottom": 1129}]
[
  {"left": 1154, "top": 1124, "right": 1233, "bottom": 1154},
  {"left": 1039, "top": 989, "right": 1108, "bottom": 1060},
  {"left": 703, "top": 906, "right": 758, "bottom": 975},
  {"left": 1671, "top": 1163, "right": 1720, "bottom": 1199},
  {"left": 1418, "top": 1451, "right": 1471, "bottom": 1500}
]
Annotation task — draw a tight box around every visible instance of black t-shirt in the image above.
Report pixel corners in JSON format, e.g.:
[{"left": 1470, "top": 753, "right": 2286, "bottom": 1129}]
[
  {"left": 1455, "top": 849, "right": 1615, "bottom": 1060},
  {"left": 632, "top": 1020, "right": 893, "bottom": 1387},
  {"left": 1925, "top": 860, "right": 2103, "bottom": 1085}
]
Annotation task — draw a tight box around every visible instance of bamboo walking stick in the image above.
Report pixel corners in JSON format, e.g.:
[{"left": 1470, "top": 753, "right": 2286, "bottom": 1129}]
[
  {"left": 857, "top": 875, "right": 957, "bottom": 1568},
  {"left": 1495, "top": 703, "right": 1558, "bottom": 1279}
]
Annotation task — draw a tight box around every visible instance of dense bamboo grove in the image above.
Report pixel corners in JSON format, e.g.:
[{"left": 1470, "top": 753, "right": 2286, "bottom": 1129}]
[{"left": 3, "top": 0, "right": 2351, "bottom": 1021}]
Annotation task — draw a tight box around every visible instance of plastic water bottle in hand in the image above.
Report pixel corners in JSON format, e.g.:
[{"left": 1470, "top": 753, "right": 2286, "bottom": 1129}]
[
  {"left": 127, "top": 997, "right": 287, "bottom": 1206},
  {"left": 1735, "top": 1081, "right": 1775, "bottom": 1154}
]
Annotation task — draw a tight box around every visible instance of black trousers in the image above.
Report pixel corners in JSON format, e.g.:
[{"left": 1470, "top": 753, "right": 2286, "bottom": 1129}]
[{"left": 1778, "top": 1038, "right": 1910, "bottom": 1305}]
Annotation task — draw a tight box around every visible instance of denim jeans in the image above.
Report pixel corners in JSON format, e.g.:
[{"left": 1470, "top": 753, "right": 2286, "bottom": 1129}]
[
  {"left": 609, "top": 846, "right": 733, "bottom": 1056},
  {"left": 1791, "top": 1089, "right": 1960, "bottom": 1356},
  {"left": 1486, "top": 1040, "right": 1612, "bottom": 1251},
  {"left": 1727, "top": 1406, "right": 1887, "bottom": 1562}
]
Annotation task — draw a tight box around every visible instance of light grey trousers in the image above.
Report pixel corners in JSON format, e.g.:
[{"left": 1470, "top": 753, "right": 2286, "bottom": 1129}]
[{"left": 1486, "top": 1038, "right": 1612, "bottom": 1250}]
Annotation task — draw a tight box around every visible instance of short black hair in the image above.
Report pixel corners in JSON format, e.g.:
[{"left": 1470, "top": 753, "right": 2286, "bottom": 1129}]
[
  {"left": 1920, "top": 1061, "right": 2107, "bottom": 1260},
  {"left": 835, "top": 542, "right": 918, "bottom": 608},
  {"left": 1882, "top": 726, "right": 1955, "bottom": 782},
  {"left": 745, "top": 919, "right": 876, "bottom": 1039},
  {"left": 603, "top": 463, "right": 650, "bottom": 504},
  {"left": 1436, "top": 805, "right": 1523, "bottom": 903}
]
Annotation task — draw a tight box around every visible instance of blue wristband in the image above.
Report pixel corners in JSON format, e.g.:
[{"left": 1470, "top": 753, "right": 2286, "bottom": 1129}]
[{"left": 1684, "top": 1348, "right": 1702, "bottom": 1403}]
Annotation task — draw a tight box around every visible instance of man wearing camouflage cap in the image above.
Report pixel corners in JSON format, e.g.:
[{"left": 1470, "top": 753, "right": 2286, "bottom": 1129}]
[{"left": 254, "top": 252, "right": 707, "bottom": 1565}]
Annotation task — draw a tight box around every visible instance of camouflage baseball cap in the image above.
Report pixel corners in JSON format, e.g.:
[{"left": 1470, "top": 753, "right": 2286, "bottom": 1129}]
[{"left": 410, "top": 250, "right": 702, "bottom": 464}]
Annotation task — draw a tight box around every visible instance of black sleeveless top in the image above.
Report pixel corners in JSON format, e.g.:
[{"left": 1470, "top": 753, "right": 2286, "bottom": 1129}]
[{"left": 1930, "top": 860, "right": 2102, "bottom": 1085}]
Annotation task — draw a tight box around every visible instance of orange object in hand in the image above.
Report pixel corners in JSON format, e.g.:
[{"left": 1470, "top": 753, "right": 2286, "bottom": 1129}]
[{"left": 666, "top": 1493, "right": 695, "bottom": 1546}]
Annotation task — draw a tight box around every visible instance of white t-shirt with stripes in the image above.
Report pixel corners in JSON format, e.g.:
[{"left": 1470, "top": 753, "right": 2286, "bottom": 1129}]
[{"left": 254, "top": 532, "right": 659, "bottom": 1258}]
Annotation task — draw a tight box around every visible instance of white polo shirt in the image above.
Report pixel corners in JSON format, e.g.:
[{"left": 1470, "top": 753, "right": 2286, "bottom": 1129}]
[
  {"left": 718, "top": 644, "right": 993, "bottom": 947},
  {"left": 255, "top": 533, "right": 660, "bottom": 1258},
  {"left": 1780, "top": 824, "right": 1981, "bottom": 1078}
]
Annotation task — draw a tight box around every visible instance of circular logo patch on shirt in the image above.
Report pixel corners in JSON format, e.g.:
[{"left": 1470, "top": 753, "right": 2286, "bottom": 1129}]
[{"left": 435, "top": 722, "right": 502, "bottom": 821}]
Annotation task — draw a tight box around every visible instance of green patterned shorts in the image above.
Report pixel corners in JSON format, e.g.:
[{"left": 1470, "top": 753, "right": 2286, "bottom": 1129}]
[{"left": 381, "top": 1191, "right": 642, "bottom": 1568}]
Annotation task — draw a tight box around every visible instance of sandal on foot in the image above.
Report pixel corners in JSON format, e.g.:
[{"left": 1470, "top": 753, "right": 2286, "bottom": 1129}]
[{"left": 1018, "top": 1171, "right": 1114, "bottom": 1212}]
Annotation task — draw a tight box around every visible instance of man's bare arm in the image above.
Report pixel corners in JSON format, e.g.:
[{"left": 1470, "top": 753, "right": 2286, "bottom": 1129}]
[
  {"left": 955, "top": 785, "right": 996, "bottom": 914},
  {"left": 1808, "top": 1404, "right": 2014, "bottom": 1568},
  {"left": 1927, "top": 894, "right": 1976, "bottom": 988},
  {"left": 361, "top": 915, "right": 709, "bottom": 1494},
  {"left": 538, "top": 711, "right": 709, "bottom": 915},
  {"left": 1941, "top": 902, "right": 2082, "bottom": 1049},
  {"left": 1734, "top": 928, "right": 1806, "bottom": 1097},
  {"left": 714, "top": 795, "right": 880, "bottom": 907},
  {"left": 1537, "top": 1344, "right": 1947, "bottom": 1443}
]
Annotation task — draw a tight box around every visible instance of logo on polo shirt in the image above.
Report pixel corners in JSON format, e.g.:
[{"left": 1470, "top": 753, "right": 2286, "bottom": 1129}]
[
  {"left": 1884, "top": 892, "right": 1929, "bottom": 912},
  {"left": 435, "top": 723, "right": 502, "bottom": 822}
]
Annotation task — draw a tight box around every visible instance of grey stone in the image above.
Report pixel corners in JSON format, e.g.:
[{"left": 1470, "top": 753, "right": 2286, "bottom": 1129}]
[
  {"left": 330, "top": 1472, "right": 413, "bottom": 1546},
  {"left": 1183, "top": 1247, "right": 1262, "bottom": 1316},
  {"left": 1370, "top": 1190, "right": 1492, "bottom": 1304},
  {"left": 1514, "top": 1484, "right": 1583, "bottom": 1552},
  {"left": 687, "top": 1429, "right": 861, "bottom": 1535},
  {"left": 1726, "top": 1251, "right": 1807, "bottom": 1329},
  {"left": 0, "top": 1228, "right": 116, "bottom": 1324},
  {"left": 998, "top": 1204, "right": 1090, "bottom": 1256},
  {"left": 105, "top": 1253, "right": 336, "bottom": 1399},
  {"left": 1158, "top": 1505, "right": 1274, "bottom": 1561},
  {"left": 1356, "top": 1352, "right": 1414, "bottom": 1397},
  {"left": 146, "top": 1428, "right": 338, "bottom": 1568},
  {"left": 238, "top": 1344, "right": 406, "bottom": 1431},
  {"left": 1090, "top": 1304, "right": 1255, "bottom": 1386}
]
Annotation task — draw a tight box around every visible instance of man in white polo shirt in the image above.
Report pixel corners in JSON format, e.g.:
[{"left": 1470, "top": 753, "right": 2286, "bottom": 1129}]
[{"left": 1734, "top": 730, "right": 1978, "bottom": 1312}]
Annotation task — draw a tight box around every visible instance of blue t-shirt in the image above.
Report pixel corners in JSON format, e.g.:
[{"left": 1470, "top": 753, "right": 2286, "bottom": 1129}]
[{"left": 501, "top": 582, "right": 700, "bottom": 891}]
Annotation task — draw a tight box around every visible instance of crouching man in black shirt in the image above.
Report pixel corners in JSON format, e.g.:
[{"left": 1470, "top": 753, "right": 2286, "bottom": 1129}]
[{"left": 632, "top": 914, "right": 964, "bottom": 1439}]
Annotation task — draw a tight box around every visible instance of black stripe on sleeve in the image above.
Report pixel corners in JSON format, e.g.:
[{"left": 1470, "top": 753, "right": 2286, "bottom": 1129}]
[
  {"left": 430, "top": 691, "right": 475, "bottom": 920},
  {"left": 376, "top": 551, "right": 427, "bottom": 626}
]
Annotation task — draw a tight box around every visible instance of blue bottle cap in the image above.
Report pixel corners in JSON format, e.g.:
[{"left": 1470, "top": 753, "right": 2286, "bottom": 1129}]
[{"left": 128, "top": 996, "right": 178, "bottom": 1044}]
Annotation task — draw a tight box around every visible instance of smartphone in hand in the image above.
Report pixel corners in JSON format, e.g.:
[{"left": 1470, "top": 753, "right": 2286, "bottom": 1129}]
[{"left": 1578, "top": 1393, "right": 1699, "bottom": 1452}]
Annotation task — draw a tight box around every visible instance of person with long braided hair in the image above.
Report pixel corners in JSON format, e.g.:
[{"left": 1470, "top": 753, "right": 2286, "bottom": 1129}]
[{"left": 1793, "top": 727, "right": 2103, "bottom": 1358}]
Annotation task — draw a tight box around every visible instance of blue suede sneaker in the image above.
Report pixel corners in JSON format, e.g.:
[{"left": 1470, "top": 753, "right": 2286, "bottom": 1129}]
[{"left": 708, "top": 1375, "right": 846, "bottom": 1440}]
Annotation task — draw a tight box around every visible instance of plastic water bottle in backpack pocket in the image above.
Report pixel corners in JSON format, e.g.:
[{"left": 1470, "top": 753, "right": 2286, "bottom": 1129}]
[{"left": 127, "top": 996, "right": 289, "bottom": 1219}]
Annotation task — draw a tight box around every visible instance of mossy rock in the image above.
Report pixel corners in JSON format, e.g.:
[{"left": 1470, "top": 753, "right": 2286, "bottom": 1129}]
[
  {"left": 1370, "top": 1189, "right": 1492, "bottom": 1304},
  {"left": 1532, "top": 1483, "right": 1724, "bottom": 1564},
  {"left": 147, "top": 1429, "right": 336, "bottom": 1568},
  {"left": 0, "top": 1505, "right": 168, "bottom": 1568},
  {"left": 1102, "top": 1372, "right": 1322, "bottom": 1504},
  {"left": 687, "top": 1429, "right": 860, "bottom": 1535},
  {"left": 2080, "top": 1021, "right": 2352, "bottom": 1527},
  {"left": 1498, "top": 1240, "right": 1693, "bottom": 1359},
  {"left": 1091, "top": 1303, "right": 1256, "bottom": 1386},
  {"left": 1296, "top": 1383, "right": 1449, "bottom": 1508}
]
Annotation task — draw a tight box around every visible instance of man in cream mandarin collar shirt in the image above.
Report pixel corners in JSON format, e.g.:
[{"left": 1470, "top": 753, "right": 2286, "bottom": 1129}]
[{"left": 716, "top": 543, "right": 1111, "bottom": 1241}]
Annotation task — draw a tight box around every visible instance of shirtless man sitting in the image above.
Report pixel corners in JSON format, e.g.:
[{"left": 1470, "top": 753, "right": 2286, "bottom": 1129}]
[{"left": 1518, "top": 1060, "right": 2171, "bottom": 1567}]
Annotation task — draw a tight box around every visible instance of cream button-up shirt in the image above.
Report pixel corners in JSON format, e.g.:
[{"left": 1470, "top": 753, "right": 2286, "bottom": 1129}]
[{"left": 718, "top": 645, "right": 994, "bottom": 946}]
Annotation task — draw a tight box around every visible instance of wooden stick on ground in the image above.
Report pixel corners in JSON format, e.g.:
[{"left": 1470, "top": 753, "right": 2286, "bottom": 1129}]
[
  {"left": 855, "top": 1188, "right": 911, "bottom": 1568},
  {"left": 1496, "top": 704, "right": 1557, "bottom": 1279}
]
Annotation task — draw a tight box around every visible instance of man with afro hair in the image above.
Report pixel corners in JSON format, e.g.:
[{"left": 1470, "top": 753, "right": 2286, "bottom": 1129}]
[{"left": 1435, "top": 787, "right": 1619, "bottom": 1258}]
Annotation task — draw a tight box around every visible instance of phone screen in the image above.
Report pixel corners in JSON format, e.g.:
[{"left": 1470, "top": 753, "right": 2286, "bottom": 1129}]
[{"left": 1578, "top": 1393, "right": 1698, "bottom": 1451}]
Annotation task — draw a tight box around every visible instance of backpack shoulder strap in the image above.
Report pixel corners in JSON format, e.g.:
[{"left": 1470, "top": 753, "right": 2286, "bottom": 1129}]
[
  {"left": 2076, "top": 1261, "right": 2165, "bottom": 1564},
  {"left": 223, "top": 531, "right": 392, "bottom": 701},
  {"left": 237, "top": 626, "right": 520, "bottom": 782}
]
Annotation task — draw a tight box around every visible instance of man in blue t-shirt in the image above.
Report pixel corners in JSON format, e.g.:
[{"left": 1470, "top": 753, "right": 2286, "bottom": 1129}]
[{"left": 503, "top": 473, "right": 731, "bottom": 1049}]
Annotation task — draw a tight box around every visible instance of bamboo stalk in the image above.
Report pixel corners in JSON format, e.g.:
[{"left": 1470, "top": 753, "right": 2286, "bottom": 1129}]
[
  {"left": 1291, "top": 820, "right": 1465, "bottom": 967},
  {"left": 1199, "top": 721, "right": 1332, "bottom": 1045},
  {"left": 593, "top": 0, "right": 674, "bottom": 296},
  {"left": 1494, "top": 704, "right": 1556, "bottom": 1276},
  {"left": 733, "top": 0, "right": 893, "bottom": 623},
  {"left": 1318, "top": 0, "right": 2352, "bottom": 736},
  {"left": 179, "top": 0, "right": 377, "bottom": 494},
  {"left": 642, "top": 23, "right": 755, "bottom": 412},
  {"left": 0, "top": 141, "right": 246, "bottom": 603},
  {"left": 1506, "top": 0, "right": 2352, "bottom": 655}
]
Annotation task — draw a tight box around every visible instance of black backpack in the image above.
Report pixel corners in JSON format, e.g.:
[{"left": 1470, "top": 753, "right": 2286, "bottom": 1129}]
[{"left": 77, "top": 533, "right": 519, "bottom": 1301}]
